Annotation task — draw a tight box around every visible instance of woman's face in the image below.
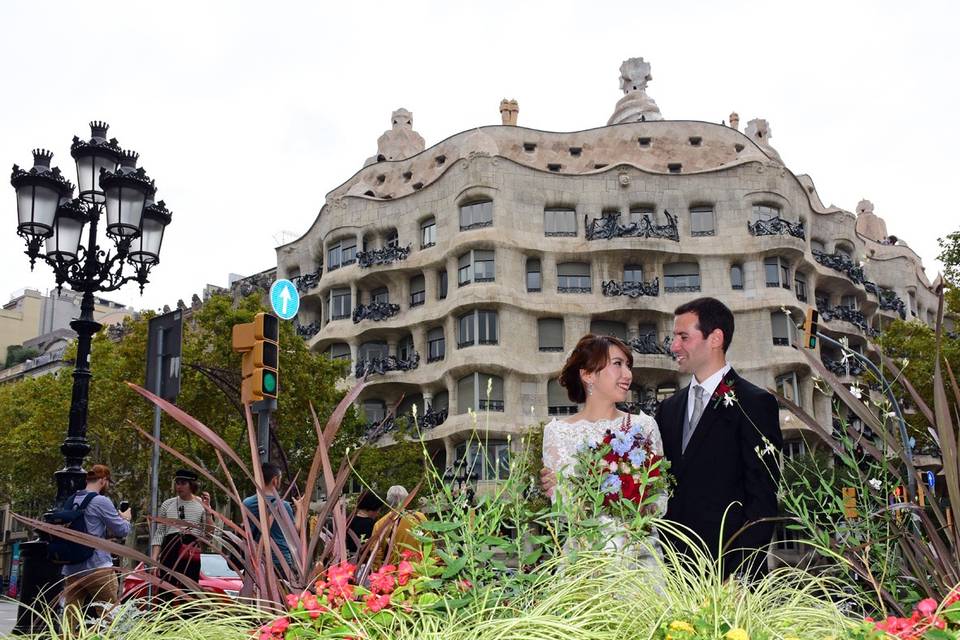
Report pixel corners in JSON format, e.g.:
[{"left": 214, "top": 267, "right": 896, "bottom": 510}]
[{"left": 583, "top": 345, "right": 633, "bottom": 403}]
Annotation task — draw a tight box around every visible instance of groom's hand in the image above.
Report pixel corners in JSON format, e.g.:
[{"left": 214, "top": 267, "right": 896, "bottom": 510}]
[{"left": 539, "top": 467, "right": 557, "bottom": 498}]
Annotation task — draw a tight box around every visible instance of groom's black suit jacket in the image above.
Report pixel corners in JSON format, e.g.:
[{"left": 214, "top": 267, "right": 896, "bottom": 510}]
[{"left": 654, "top": 368, "right": 782, "bottom": 575}]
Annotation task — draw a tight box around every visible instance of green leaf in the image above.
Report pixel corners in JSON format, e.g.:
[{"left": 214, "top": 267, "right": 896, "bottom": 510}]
[
  {"left": 440, "top": 555, "right": 467, "bottom": 579},
  {"left": 418, "top": 520, "right": 463, "bottom": 533},
  {"left": 522, "top": 548, "right": 543, "bottom": 564}
]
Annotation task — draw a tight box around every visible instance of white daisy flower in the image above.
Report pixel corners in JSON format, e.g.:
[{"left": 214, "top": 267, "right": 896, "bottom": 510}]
[{"left": 868, "top": 478, "right": 882, "bottom": 491}]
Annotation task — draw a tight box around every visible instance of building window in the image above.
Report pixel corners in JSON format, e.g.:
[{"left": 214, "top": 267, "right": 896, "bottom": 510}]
[
  {"left": 454, "top": 439, "right": 510, "bottom": 480},
  {"left": 795, "top": 272, "right": 808, "bottom": 302},
  {"left": 557, "top": 262, "right": 591, "bottom": 293},
  {"left": 457, "top": 372, "right": 505, "bottom": 413},
  {"left": 782, "top": 438, "right": 806, "bottom": 461},
  {"left": 421, "top": 217, "right": 436, "bottom": 248},
  {"left": 544, "top": 208, "right": 578, "bottom": 237},
  {"left": 908, "top": 290, "right": 917, "bottom": 316},
  {"left": 690, "top": 207, "right": 715, "bottom": 236},
  {"left": 771, "top": 312, "right": 794, "bottom": 346},
  {"left": 326, "top": 238, "right": 356, "bottom": 270},
  {"left": 362, "top": 399, "right": 386, "bottom": 425},
  {"left": 330, "top": 288, "right": 351, "bottom": 320},
  {"left": 397, "top": 335, "right": 415, "bottom": 361},
  {"left": 548, "top": 378, "right": 577, "bottom": 415},
  {"left": 538, "top": 318, "right": 564, "bottom": 351},
  {"left": 835, "top": 243, "right": 853, "bottom": 260},
  {"left": 427, "top": 327, "right": 445, "bottom": 362},
  {"left": 629, "top": 207, "right": 655, "bottom": 225},
  {"left": 664, "top": 263, "right": 701, "bottom": 292},
  {"left": 409, "top": 274, "right": 426, "bottom": 307},
  {"left": 752, "top": 204, "right": 781, "bottom": 222},
  {"left": 457, "top": 309, "right": 498, "bottom": 348},
  {"left": 730, "top": 264, "right": 744, "bottom": 290},
  {"left": 526, "top": 258, "right": 541, "bottom": 292},
  {"left": 385, "top": 230, "right": 399, "bottom": 248},
  {"left": 841, "top": 294, "right": 858, "bottom": 310},
  {"left": 460, "top": 200, "right": 493, "bottom": 231},
  {"left": 624, "top": 264, "right": 644, "bottom": 283},
  {"left": 358, "top": 341, "right": 388, "bottom": 363},
  {"left": 776, "top": 372, "right": 800, "bottom": 406},
  {"left": 764, "top": 256, "right": 791, "bottom": 289},
  {"left": 458, "top": 249, "right": 496, "bottom": 286},
  {"left": 811, "top": 239, "right": 826, "bottom": 254},
  {"left": 438, "top": 269, "right": 448, "bottom": 300},
  {"left": 657, "top": 384, "right": 677, "bottom": 401},
  {"left": 590, "top": 319, "right": 628, "bottom": 341},
  {"left": 327, "top": 342, "right": 351, "bottom": 362},
  {"left": 430, "top": 391, "right": 449, "bottom": 413},
  {"left": 370, "top": 287, "right": 389, "bottom": 305}
]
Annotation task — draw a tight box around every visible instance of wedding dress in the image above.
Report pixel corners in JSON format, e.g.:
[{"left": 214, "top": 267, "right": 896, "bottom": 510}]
[{"left": 542, "top": 412, "right": 666, "bottom": 574}]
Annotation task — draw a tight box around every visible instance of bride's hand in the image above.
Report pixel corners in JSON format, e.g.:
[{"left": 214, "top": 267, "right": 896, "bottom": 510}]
[{"left": 539, "top": 467, "right": 557, "bottom": 498}]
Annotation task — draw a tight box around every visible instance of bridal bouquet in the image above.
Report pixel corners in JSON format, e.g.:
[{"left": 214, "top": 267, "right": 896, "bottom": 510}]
[{"left": 571, "top": 416, "right": 672, "bottom": 519}]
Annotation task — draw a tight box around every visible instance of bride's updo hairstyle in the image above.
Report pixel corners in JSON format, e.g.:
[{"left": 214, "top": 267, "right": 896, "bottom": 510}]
[{"left": 558, "top": 334, "right": 634, "bottom": 403}]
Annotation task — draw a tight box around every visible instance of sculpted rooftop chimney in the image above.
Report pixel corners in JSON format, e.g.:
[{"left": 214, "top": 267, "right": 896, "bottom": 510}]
[
  {"left": 500, "top": 99, "right": 519, "bottom": 126},
  {"left": 607, "top": 57, "right": 663, "bottom": 125}
]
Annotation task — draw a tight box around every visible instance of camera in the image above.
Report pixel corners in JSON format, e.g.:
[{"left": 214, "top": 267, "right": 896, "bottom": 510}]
[{"left": 119, "top": 500, "right": 130, "bottom": 512}]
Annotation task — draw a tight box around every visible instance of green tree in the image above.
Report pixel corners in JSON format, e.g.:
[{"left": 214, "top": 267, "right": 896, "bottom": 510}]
[{"left": 0, "top": 293, "right": 364, "bottom": 516}]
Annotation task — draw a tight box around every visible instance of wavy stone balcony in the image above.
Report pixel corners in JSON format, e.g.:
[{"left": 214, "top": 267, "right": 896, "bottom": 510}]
[
  {"left": 747, "top": 216, "right": 805, "bottom": 240},
  {"left": 585, "top": 211, "right": 679, "bottom": 242},
  {"left": 602, "top": 277, "right": 660, "bottom": 298},
  {"left": 353, "top": 301, "right": 401, "bottom": 323},
  {"left": 355, "top": 352, "right": 420, "bottom": 378},
  {"left": 356, "top": 244, "right": 411, "bottom": 268}
]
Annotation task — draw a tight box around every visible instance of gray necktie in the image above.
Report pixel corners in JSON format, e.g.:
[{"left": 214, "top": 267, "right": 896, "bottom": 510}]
[{"left": 683, "top": 385, "right": 705, "bottom": 453}]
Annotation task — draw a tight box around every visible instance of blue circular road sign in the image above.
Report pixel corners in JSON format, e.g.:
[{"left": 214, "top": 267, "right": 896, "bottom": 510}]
[{"left": 269, "top": 279, "right": 300, "bottom": 320}]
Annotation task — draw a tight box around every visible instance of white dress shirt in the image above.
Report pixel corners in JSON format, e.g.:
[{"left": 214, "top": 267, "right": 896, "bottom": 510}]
[{"left": 686, "top": 362, "right": 732, "bottom": 422}]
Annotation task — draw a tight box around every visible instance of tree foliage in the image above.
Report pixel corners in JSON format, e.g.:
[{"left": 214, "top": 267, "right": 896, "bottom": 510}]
[{"left": 0, "top": 293, "right": 364, "bottom": 516}]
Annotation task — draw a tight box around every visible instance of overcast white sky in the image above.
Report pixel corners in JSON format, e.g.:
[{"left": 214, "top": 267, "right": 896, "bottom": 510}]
[{"left": 2, "top": 0, "right": 957, "bottom": 312}]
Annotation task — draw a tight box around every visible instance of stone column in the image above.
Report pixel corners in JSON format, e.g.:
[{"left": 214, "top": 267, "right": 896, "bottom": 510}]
[
  {"left": 424, "top": 270, "right": 438, "bottom": 302},
  {"left": 412, "top": 324, "right": 428, "bottom": 358}
]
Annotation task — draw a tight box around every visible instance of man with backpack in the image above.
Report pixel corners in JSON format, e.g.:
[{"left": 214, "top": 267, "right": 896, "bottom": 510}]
[{"left": 57, "top": 464, "right": 131, "bottom": 615}]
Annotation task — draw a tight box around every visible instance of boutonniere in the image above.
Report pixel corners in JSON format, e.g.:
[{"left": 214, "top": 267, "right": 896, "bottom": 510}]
[{"left": 711, "top": 378, "right": 737, "bottom": 409}]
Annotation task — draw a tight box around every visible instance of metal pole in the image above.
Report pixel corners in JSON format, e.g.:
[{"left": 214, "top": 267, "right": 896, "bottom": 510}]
[
  {"left": 250, "top": 398, "right": 277, "bottom": 463},
  {"left": 148, "top": 327, "right": 164, "bottom": 600},
  {"left": 815, "top": 331, "right": 918, "bottom": 501}
]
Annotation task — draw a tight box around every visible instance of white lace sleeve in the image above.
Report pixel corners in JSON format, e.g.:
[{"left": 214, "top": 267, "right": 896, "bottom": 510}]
[
  {"left": 542, "top": 419, "right": 563, "bottom": 473},
  {"left": 637, "top": 412, "right": 669, "bottom": 517}
]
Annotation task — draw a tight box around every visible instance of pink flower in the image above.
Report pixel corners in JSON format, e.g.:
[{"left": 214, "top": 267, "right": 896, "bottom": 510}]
[
  {"left": 303, "top": 594, "right": 320, "bottom": 611},
  {"left": 916, "top": 598, "right": 938, "bottom": 617},
  {"left": 364, "top": 593, "right": 391, "bottom": 613},
  {"left": 270, "top": 616, "right": 289, "bottom": 634},
  {"left": 285, "top": 593, "right": 300, "bottom": 609},
  {"left": 396, "top": 560, "right": 414, "bottom": 586},
  {"left": 458, "top": 578, "right": 473, "bottom": 592},
  {"left": 399, "top": 550, "right": 422, "bottom": 562},
  {"left": 369, "top": 567, "right": 396, "bottom": 594}
]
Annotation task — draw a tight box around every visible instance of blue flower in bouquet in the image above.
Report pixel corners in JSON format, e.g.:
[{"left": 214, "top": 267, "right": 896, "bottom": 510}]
[
  {"left": 628, "top": 447, "right": 647, "bottom": 467},
  {"left": 627, "top": 421, "right": 643, "bottom": 439},
  {"left": 611, "top": 432, "right": 633, "bottom": 456},
  {"left": 601, "top": 473, "right": 622, "bottom": 494}
]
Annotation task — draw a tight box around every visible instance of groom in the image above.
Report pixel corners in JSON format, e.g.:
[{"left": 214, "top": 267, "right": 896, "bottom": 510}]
[{"left": 655, "top": 297, "right": 782, "bottom": 579}]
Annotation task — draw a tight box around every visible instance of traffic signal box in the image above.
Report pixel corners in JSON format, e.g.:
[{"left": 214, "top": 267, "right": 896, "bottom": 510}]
[
  {"left": 802, "top": 307, "right": 820, "bottom": 349},
  {"left": 232, "top": 313, "right": 279, "bottom": 404}
]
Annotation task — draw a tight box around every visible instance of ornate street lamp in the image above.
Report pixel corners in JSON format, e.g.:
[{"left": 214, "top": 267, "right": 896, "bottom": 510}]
[{"left": 10, "top": 122, "right": 172, "bottom": 632}]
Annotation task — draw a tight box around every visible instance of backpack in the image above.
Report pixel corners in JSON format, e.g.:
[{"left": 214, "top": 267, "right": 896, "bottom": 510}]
[{"left": 46, "top": 491, "right": 97, "bottom": 565}]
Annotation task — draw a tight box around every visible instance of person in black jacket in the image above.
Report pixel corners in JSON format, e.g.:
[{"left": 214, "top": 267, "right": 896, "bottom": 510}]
[{"left": 655, "top": 297, "right": 782, "bottom": 580}]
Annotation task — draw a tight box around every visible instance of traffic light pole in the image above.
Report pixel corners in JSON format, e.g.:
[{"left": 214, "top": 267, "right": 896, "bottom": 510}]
[{"left": 251, "top": 398, "right": 276, "bottom": 463}]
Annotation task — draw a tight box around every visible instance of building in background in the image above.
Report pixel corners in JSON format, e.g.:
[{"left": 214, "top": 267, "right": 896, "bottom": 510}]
[{"left": 275, "top": 58, "right": 943, "bottom": 522}]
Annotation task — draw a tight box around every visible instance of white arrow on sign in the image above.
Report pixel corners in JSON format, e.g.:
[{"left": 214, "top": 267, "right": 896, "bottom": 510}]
[{"left": 279, "top": 285, "right": 292, "bottom": 314}]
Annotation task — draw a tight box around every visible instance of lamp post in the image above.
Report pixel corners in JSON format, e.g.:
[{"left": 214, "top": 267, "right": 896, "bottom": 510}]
[{"left": 9, "top": 122, "right": 171, "bottom": 632}]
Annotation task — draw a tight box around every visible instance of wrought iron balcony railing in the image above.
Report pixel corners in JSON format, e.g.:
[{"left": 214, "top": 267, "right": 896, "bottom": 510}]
[
  {"left": 817, "top": 304, "right": 879, "bottom": 336},
  {"left": 601, "top": 277, "right": 660, "bottom": 298},
  {"left": 585, "top": 211, "right": 679, "bottom": 242},
  {"left": 617, "top": 398, "right": 661, "bottom": 417},
  {"left": 352, "top": 301, "right": 400, "bottom": 323},
  {"left": 821, "top": 357, "right": 866, "bottom": 378},
  {"left": 364, "top": 406, "right": 449, "bottom": 441},
  {"left": 354, "top": 352, "right": 420, "bottom": 378},
  {"left": 812, "top": 250, "right": 866, "bottom": 285},
  {"left": 357, "top": 244, "right": 411, "bottom": 268},
  {"left": 291, "top": 268, "right": 322, "bottom": 292},
  {"left": 747, "top": 216, "right": 805, "bottom": 239},
  {"left": 878, "top": 289, "right": 907, "bottom": 319},
  {"left": 627, "top": 333, "right": 674, "bottom": 356},
  {"left": 295, "top": 320, "right": 321, "bottom": 339}
]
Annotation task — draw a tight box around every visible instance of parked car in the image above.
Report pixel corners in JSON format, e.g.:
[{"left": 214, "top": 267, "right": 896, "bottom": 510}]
[{"left": 121, "top": 553, "right": 242, "bottom": 601}]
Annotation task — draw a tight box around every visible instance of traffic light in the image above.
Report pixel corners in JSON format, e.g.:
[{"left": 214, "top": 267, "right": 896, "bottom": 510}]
[
  {"left": 802, "top": 307, "right": 820, "bottom": 349},
  {"left": 232, "top": 313, "right": 279, "bottom": 404},
  {"left": 842, "top": 486, "right": 858, "bottom": 519}
]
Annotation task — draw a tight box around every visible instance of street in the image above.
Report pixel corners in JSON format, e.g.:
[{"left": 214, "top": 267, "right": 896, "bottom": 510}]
[{"left": 0, "top": 599, "right": 17, "bottom": 636}]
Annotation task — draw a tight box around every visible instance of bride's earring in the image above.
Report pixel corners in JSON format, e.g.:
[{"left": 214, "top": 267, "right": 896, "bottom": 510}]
[{"left": 587, "top": 381, "right": 594, "bottom": 396}]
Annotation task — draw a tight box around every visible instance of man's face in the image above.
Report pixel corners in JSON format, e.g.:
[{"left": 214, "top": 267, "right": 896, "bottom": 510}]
[{"left": 670, "top": 311, "right": 717, "bottom": 377}]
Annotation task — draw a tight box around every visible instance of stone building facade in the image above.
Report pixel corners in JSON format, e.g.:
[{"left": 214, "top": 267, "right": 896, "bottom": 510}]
[{"left": 275, "top": 58, "right": 941, "bottom": 496}]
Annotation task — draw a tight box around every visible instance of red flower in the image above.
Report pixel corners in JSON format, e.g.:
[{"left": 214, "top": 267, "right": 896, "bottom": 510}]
[
  {"left": 364, "top": 593, "right": 391, "bottom": 613},
  {"left": 396, "top": 560, "right": 414, "bottom": 586},
  {"left": 369, "top": 566, "right": 396, "bottom": 594}
]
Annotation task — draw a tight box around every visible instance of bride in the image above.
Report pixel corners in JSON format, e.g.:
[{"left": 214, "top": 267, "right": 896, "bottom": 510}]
[{"left": 541, "top": 333, "right": 666, "bottom": 570}]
